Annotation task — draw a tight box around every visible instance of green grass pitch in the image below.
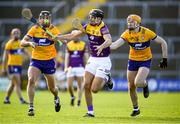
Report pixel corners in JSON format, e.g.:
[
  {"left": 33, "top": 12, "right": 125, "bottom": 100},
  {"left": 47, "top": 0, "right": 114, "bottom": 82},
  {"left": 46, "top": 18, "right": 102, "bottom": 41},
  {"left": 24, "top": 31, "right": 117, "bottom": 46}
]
[{"left": 0, "top": 91, "right": 180, "bottom": 124}]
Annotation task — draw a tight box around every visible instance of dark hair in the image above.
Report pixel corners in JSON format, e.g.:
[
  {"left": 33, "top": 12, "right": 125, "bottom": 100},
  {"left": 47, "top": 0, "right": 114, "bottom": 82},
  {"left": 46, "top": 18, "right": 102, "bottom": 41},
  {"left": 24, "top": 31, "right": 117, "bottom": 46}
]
[{"left": 89, "top": 9, "right": 104, "bottom": 19}]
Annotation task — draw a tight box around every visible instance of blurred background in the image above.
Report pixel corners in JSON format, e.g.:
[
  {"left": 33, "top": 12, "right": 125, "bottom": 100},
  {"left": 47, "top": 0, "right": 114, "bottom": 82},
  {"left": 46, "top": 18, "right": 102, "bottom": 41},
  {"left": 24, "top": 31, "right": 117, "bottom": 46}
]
[{"left": 0, "top": 0, "right": 179, "bottom": 92}]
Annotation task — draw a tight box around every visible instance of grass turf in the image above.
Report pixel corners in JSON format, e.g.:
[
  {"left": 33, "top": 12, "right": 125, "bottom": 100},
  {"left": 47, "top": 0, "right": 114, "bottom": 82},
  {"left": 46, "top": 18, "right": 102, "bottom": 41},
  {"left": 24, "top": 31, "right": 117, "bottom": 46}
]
[{"left": 0, "top": 91, "right": 180, "bottom": 124}]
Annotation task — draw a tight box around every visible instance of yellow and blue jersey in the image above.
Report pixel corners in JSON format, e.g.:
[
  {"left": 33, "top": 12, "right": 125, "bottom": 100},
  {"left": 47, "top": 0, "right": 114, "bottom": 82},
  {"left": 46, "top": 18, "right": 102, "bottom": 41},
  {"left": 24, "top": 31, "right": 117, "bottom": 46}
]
[
  {"left": 67, "top": 40, "right": 86, "bottom": 67},
  {"left": 26, "top": 24, "right": 60, "bottom": 60},
  {"left": 5, "top": 39, "right": 23, "bottom": 66},
  {"left": 121, "top": 26, "right": 157, "bottom": 61}
]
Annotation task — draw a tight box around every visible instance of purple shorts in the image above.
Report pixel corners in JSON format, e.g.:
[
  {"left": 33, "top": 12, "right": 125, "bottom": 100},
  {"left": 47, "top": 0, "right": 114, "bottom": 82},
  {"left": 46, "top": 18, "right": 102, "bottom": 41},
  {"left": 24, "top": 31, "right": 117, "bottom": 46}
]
[
  {"left": 30, "top": 59, "right": 56, "bottom": 74},
  {"left": 8, "top": 65, "right": 22, "bottom": 74},
  {"left": 128, "top": 59, "right": 151, "bottom": 71}
]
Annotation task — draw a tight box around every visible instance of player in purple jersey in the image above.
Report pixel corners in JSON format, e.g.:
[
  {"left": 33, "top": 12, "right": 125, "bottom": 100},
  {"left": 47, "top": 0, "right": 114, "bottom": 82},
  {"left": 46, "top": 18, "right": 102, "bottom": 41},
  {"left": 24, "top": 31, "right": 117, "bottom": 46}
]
[
  {"left": 65, "top": 39, "right": 88, "bottom": 106},
  {"left": 56, "top": 9, "right": 113, "bottom": 117}
]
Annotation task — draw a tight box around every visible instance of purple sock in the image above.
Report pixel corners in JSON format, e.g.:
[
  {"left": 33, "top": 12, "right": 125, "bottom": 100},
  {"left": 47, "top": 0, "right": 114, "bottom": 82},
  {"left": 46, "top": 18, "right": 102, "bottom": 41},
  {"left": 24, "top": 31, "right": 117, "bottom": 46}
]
[{"left": 87, "top": 105, "right": 93, "bottom": 111}]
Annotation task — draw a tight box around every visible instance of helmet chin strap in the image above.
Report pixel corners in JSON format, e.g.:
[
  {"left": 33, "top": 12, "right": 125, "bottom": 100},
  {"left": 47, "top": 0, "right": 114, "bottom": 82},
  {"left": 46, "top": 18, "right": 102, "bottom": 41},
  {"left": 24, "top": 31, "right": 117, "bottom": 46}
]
[{"left": 42, "top": 22, "right": 50, "bottom": 28}]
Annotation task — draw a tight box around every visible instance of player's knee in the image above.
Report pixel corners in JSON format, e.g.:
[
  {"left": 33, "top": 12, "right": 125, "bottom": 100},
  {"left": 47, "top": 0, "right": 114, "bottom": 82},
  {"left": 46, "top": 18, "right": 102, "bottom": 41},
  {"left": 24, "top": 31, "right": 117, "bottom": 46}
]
[
  {"left": 134, "top": 79, "right": 144, "bottom": 88},
  {"left": 28, "top": 77, "right": 35, "bottom": 85},
  {"left": 91, "top": 85, "right": 99, "bottom": 93},
  {"left": 91, "top": 88, "right": 98, "bottom": 93},
  {"left": 48, "top": 87, "right": 55, "bottom": 92},
  {"left": 128, "top": 82, "right": 136, "bottom": 91}
]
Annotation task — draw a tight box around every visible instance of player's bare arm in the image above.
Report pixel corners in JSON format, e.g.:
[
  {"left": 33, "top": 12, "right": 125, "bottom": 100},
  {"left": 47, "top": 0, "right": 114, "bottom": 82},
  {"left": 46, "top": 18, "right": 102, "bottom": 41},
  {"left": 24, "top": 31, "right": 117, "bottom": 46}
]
[
  {"left": 154, "top": 35, "right": 168, "bottom": 68},
  {"left": 154, "top": 36, "right": 168, "bottom": 58},
  {"left": 110, "top": 38, "right": 125, "bottom": 50},
  {"left": 64, "top": 50, "right": 70, "bottom": 73},
  {"left": 84, "top": 46, "right": 89, "bottom": 65},
  {"left": 2, "top": 50, "right": 8, "bottom": 74},
  {"left": 21, "top": 36, "right": 37, "bottom": 48},
  {"left": 57, "top": 30, "right": 83, "bottom": 41},
  {"left": 94, "top": 34, "right": 112, "bottom": 56}
]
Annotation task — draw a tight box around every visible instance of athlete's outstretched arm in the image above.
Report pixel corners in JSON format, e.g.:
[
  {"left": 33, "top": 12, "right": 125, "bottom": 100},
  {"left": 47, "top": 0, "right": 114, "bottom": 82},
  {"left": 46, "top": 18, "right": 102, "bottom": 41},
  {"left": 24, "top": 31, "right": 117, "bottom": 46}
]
[
  {"left": 110, "top": 37, "right": 125, "bottom": 50},
  {"left": 57, "top": 30, "right": 84, "bottom": 41},
  {"left": 154, "top": 35, "right": 168, "bottom": 68}
]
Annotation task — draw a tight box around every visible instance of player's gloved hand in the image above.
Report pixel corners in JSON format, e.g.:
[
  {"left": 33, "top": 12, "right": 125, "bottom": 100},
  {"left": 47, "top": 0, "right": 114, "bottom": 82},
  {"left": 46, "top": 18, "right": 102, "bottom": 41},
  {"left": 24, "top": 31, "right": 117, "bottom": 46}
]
[{"left": 159, "top": 58, "right": 167, "bottom": 68}]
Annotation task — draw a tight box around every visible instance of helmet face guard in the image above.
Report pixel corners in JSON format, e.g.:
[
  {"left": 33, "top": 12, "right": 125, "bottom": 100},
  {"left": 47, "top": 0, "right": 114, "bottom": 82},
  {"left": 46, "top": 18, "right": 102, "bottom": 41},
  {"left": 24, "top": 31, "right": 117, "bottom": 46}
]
[
  {"left": 88, "top": 15, "right": 102, "bottom": 25},
  {"left": 88, "top": 9, "right": 104, "bottom": 25},
  {"left": 39, "top": 11, "right": 51, "bottom": 28}
]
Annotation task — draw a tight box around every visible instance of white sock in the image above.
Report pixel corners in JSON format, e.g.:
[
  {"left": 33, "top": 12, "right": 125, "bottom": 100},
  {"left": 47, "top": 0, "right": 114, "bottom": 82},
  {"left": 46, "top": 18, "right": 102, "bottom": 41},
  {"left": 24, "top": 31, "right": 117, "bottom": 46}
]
[
  {"left": 133, "top": 107, "right": 139, "bottom": 111},
  {"left": 88, "top": 111, "right": 94, "bottom": 115}
]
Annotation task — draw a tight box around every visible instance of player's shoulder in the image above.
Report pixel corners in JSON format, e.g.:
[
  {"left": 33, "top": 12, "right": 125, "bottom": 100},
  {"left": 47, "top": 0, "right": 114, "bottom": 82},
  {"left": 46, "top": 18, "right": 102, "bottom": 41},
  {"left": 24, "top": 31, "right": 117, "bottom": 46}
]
[
  {"left": 6, "top": 39, "right": 13, "bottom": 45},
  {"left": 99, "top": 21, "right": 106, "bottom": 28},
  {"left": 49, "top": 24, "right": 56, "bottom": 29},
  {"left": 141, "top": 26, "right": 154, "bottom": 33},
  {"left": 67, "top": 40, "right": 74, "bottom": 47},
  {"left": 49, "top": 24, "right": 60, "bottom": 33},
  {"left": 121, "top": 29, "right": 129, "bottom": 36},
  {"left": 79, "top": 41, "right": 86, "bottom": 48},
  {"left": 4, "top": 39, "right": 13, "bottom": 49},
  {"left": 79, "top": 40, "right": 85, "bottom": 45},
  {"left": 29, "top": 25, "right": 39, "bottom": 31}
]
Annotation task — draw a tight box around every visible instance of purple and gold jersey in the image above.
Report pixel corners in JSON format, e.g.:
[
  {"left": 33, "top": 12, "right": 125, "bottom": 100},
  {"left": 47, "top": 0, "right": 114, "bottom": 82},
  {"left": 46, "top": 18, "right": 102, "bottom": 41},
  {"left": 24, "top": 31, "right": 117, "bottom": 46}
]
[
  {"left": 121, "top": 26, "right": 157, "bottom": 61},
  {"left": 26, "top": 24, "right": 60, "bottom": 60},
  {"left": 5, "top": 39, "right": 23, "bottom": 66},
  {"left": 67, "top": 40, "right": 86, "bottom": 67},
  {"left": 84, "top": 21, "right": 110, "bottom": 57}
]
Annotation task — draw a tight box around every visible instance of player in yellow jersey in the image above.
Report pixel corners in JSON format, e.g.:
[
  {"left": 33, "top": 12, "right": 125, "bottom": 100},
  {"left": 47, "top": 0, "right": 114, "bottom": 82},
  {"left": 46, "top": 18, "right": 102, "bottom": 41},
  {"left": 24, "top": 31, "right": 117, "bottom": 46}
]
[
  {"left": 2, "top": 28, "right": 28, "bottom": 104},
  {"left": 64, "top": 39, "right": 88, "bottom": 106},
  {"left": 56, "top": 9, "right": 113, "bottom": 117},
  {"left": 111, "top": 14, "right": 168, "bottom": 116},
  {"left": 21, "top": 11, "right": 62, "bottom": 116}
]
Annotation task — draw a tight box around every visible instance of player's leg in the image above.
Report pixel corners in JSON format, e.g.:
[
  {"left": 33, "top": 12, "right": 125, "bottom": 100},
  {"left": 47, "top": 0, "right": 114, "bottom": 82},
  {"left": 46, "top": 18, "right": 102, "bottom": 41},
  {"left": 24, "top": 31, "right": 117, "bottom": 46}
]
[
  {"left": 84, "top": 71, "right": 95, "bottom": 117},
  {"left": 75, "top": 67, "right": 84, "bottom": 106},
  {"left": 127, "top": 70, "right": 140, "bottom": 116},
  {"left": 67, "top": 68, "right": 76, "bottom": 106},
  {"left": 3, "top": 77, "right": 14, "bottom": 104},
  {"left": 91, "top": 58, "right": 112, "bottom": 93},
  {"left": 44, "top": 74, "right": 61, "bottom": 112},
  {"left": 13, "top": 74, "right": 28, "bottom": 104},
  {"left": 127, "top": 59, "right": 140, "bottom": 116},
  {"left": 67, "top": 76, "right": 76, "bottom": 106},
  {"left": 27, "top": 66, "right": 41, "bottom": 116},
  {"left": 135, "top": 67, "right": 150, "bottom": 98},
  {"left": 134, "top": 67, "right": 149, "bottom": 88},
  {"left": 91, "top": 77, "right": 105, "bottom": 93},
  {"left": 76, "top": 76, "right": 83, "bottom": 106}
]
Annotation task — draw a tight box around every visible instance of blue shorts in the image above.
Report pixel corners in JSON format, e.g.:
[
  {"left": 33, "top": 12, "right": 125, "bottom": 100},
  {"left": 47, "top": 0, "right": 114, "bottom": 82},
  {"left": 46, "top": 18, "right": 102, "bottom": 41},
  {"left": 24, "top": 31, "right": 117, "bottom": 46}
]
[
  {"left": 128, "top": 59, "right": 151, "bottom": 71},
  {"left": 30, "top": 59, "right": 56, "bottom": 74},
  {"left": 8, "top": 65, "right": 22, "bottom": 74}
]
